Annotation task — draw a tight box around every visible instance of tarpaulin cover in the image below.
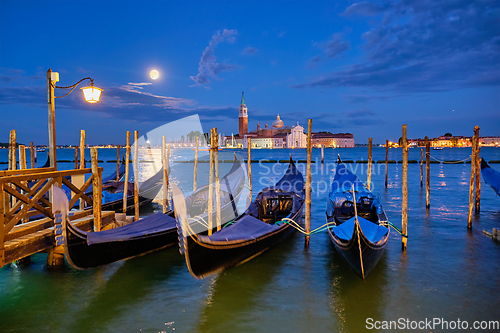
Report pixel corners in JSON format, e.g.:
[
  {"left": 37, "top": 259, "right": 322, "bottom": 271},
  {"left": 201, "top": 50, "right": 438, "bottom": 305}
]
[
  {"left": 328, "top": 161, "right": 386, "bottom": 218},
  {"left": 198, "top": 215, "right": 280, "bottom": 243},
  {"left": 481, "top": 159, "right": 500, "bottom": 196},
  {"left": 331, "top": 216, "right": 388, "bottom": 243},
  {"left": 87, "top": 212, "right": 176, "bottom": 245}
]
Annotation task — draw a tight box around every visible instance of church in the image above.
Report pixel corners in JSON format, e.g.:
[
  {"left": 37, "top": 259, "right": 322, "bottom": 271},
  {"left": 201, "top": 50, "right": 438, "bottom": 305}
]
[
  {"left": 226, "top": 92, "right": 354, "bottom": 148},
  {"left": 227, "top": 92, "right": 307, "bottom": 148}
]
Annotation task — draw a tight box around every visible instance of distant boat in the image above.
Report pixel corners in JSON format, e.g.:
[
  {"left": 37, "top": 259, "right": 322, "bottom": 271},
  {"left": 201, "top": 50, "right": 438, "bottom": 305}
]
[
  {"left": 433, "top": 147, "right": 444, "bottom": 150},
  {"left": 36, "top": 148, "right": 45, "bottom": 152},
  {"left": 481, "top": 159, "right": 500, "bottom": 197}
]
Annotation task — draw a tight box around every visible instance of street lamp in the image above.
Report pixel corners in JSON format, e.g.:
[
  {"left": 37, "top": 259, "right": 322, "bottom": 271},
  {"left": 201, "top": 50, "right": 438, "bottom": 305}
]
[{"left": 47, "top": 68, "right": 102, "bottom": 169}]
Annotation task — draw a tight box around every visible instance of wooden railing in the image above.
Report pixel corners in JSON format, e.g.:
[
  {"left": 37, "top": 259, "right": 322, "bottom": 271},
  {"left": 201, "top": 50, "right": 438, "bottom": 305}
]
[{"left": 0, "top": 167, "right": 102, "bottom": 266}]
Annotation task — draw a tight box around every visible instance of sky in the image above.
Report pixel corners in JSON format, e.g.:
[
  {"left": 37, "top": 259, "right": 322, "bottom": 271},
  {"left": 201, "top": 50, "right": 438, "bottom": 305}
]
[{"left": 0, "top": 0, "right": 499, "bottom": 145}]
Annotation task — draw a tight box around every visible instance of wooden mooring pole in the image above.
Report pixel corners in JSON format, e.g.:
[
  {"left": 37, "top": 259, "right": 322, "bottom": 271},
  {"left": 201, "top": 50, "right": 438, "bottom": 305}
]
[
  {"left": 420, "top": 148, "right": 424, "bottom": 187},
  {"left": 30, "top": 142, "right": 35, "bottom": 169},
  {"left": 79, "top": 130, "right": 85, "bottom": 169},
  {"left": 214, "top": 128, "right": 221, "bottom": 231},
  {"left": 116, "top": 144, "right": 121, "bottom": 181},
  {"left": 468, "top": 134, "right": 477, "bottom": 229},
  {"left": 474, "top": 126, "right": 480, "bottom": 214},
  {"left": 247, "top": 137, "right": 252, "bottom": 201},
  {"left": 367, "top": 138, "right": 372, "bottom": 190},
  {"left": 9, "top": 130, "right": 16, "bottom": 171},
  {"left": 123, "top": 131, "right": 130, "bottom": 213},
  {"left": 19, "top": 145, "right": 26, "bottom": 170},
  {"left": 321, "top": 145, "right": 324, "bottom": 164},
  {"left": 193, "top": 136, "right": 199, "bottom": 191},
  {"left": 385, "top": 140, "right": 388, "bottom": 188},
  {"left": 425, "top": 136, "right": 430, "bottom": 209},
  {"left": 91, "top": 147, "right": 102, "bottom": 231},
  {"left": 162, "top": 136, "right": 168, "bottom": 213},
  {"left": 402, "top": 125, "right": 408, "bottom": 251},
  {"left": 134, "top": 130, "right": 139, "bottom": 222},
  {"left": 74, "top": 147, "right": 78, "bottom": 170},
  {"left": 208, "top": 129, "right": 214, "bottom": 236},
  {"left": 305, "top": 119, "right": 312, "bottom": 247},
  {"left": 79, "top": 130, "right": 86, "bottom": 210}
]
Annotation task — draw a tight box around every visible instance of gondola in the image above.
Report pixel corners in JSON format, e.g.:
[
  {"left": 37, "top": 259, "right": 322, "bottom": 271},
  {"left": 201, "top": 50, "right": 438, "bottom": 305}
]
[
  {"left": 481, "top": 159, "right": 500, "bottom": 196},
  {"left": 326, "top": 156, "right": 389, "bottom": 279},
  {"left": 53, "top": 157, "right": 246, "bottom": 269},
  {"left": 173, "top": 157, "right": 304, "bottom": 279}
]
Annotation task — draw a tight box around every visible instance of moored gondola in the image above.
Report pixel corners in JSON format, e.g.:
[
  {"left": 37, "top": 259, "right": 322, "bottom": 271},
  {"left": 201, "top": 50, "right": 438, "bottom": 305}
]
[
  {"left": 481, "top": 159, "right": 500, "bottom": 197},
  {"left": 326, "top": 156, "right": 389, "bottom": 279},
  {"left": 53, "top": 157, "right": 246, "bottom": 269},
  {"left": 174, "top": 157, "right": 305, "bottom": 279}
]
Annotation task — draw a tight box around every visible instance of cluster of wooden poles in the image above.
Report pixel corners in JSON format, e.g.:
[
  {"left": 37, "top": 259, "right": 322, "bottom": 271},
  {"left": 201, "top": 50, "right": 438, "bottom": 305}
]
[{"left": 6, "top": 122, "right": 484, "bottom": 251}]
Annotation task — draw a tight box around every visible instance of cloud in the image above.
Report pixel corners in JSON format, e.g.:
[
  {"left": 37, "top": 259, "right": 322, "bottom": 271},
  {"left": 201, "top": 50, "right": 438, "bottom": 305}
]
[
  {"left": 242, "top": 47, "right": 258, "bottom": 55},
  {"left": 190, "top": 29, "right": 239, "bottom": 86},
  {"left": 296, "top": 1, "right": 500, "bottom": 92},
  {"left": 342, "top": 1, "right": 389, "bottom": 16},
  {"left": 345, "top": 108, "right": 376, "bottom": 118},
  {"left": 307, "top": 33, "right": 350, "bottom": 67},
  {"left": 0, "top": 71, "right": 237, "bottom": 124}
]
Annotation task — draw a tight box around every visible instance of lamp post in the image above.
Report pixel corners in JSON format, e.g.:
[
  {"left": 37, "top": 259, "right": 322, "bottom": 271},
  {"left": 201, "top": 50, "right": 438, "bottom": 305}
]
[{"left": 47, "top": 68, "right": 102, "bottom": 170}]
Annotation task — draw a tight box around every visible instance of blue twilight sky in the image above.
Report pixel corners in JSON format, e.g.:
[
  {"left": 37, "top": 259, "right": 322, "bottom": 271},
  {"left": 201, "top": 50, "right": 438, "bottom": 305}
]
[{"left": 0, "top": 0, "right": 499, "bottom": 145}]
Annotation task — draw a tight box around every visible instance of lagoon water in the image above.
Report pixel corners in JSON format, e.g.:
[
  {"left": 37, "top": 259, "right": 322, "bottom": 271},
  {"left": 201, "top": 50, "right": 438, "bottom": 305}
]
[{"left": 1, "top": 147, "right": 499, "bottom": 332}]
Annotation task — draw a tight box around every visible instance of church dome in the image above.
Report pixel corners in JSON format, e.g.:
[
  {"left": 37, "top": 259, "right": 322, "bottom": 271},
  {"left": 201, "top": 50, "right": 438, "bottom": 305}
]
[{"left": 272, "top": 114, "right": 284, "bottom": 128}]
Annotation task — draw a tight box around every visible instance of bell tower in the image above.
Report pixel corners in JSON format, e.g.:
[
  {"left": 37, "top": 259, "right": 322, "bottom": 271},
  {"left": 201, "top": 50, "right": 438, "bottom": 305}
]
[{"left": 239, "top": 92, "right": 248, "bottom": 136}]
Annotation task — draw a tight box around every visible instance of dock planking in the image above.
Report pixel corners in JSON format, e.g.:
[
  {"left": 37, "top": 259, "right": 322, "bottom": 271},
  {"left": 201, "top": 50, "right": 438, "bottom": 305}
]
[{"left": 2, "top": 211, "right": 115, "bottom": 267}]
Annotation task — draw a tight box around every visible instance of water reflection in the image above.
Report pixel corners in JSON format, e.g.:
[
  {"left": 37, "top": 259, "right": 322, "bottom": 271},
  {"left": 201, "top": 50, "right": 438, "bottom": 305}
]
[
  {"left": 196, "top": 235, "right": 293, "bottom": 332},
  {"left": 327, "top": 242, "right": 389, "bottom": 333}
]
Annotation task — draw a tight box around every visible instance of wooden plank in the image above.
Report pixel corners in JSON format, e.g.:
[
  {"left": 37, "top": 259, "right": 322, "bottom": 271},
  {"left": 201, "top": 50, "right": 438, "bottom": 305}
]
[
  {"left": 5, "top": 210, "right": 92, "bottom": 242},
  {"left": 0, "top": 168, "right": 93, "bottom": 184},
  {"left": 123, "top": 131, "right": 130, "bottom": 213},
  {"left": 2, "top": 211, "right": 115, "bottom": 266},
  {"left": 0, "top": 167, "right": 56, "bottom": 177},
  {"left": 63, "top": 176, "right": 93, "bottom": 207}
]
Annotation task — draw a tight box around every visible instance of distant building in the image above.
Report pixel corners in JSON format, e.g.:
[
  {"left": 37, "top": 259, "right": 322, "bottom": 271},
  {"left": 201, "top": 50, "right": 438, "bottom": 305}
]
[
  {"left": 311, "top": 133, "right": 355, "bottom": 148},
  {"left": 227, "top": 93, "right": 353, "bottom": 148}
]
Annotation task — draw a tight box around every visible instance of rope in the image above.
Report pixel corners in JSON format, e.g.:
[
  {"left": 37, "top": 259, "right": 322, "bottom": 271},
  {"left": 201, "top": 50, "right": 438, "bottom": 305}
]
[
  {"left": 429, "top": 155, "right": 471, "bottom": 163},
  {"left": 381, "top": 220, "right": 408, "bottom": 238}
]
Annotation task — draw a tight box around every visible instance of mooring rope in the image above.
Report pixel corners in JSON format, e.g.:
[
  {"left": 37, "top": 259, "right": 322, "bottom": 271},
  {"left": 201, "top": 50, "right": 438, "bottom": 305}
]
[{"left": 429, "top": 155, "right": 471, "bottom": 163}]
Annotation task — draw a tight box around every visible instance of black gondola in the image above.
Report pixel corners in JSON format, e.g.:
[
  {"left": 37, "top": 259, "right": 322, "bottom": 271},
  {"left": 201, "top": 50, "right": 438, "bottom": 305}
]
[
  {"left": 173, "top": 157, "right": 305, "bottom": 279},
  {"left": 326, "top": 156, "right": 389, "bottom": 279},
  {"left": 481, "top": 159, "right": 500, "bottom": 197},
  {"left": 53, "top": 157, "right": 246, "bottom": 269}
]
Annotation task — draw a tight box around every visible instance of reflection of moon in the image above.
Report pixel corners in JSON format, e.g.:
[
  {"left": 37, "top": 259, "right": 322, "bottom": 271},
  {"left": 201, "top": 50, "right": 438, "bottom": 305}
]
[{"left": 150, "top": 70, "right": 159, "bottom": 80}]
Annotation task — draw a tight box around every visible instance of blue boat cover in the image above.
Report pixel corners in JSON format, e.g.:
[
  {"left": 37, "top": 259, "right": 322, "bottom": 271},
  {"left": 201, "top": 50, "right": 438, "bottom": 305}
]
[
  {"left": 328, "top": 162, "right": 386, "bottom": 218},
  {"left": 331, "top": 216, "right": 388, "bottom": 243},
  {"left": 198, "top": 215, "right": 280, "bottom": 243},
  {"left": 87, "top": 212, "right": 176, "bottom": 245},
  {"left": 481, "top": 161, "right": 500, "bottom": 196}
]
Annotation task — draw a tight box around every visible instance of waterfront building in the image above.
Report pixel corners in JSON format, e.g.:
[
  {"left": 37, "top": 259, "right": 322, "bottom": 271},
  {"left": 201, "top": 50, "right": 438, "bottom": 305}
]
[
  {"left": 311, "top": 132, "right": 355, "bottom": 148},
  {"left": 227, "top": 93, "right": 353, "bottom": 148}
]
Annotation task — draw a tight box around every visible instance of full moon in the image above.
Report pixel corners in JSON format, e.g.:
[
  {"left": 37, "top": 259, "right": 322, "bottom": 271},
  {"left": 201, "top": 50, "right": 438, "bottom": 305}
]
[{"left": 150, "top": 70, "right": 159, "bottom": 80}]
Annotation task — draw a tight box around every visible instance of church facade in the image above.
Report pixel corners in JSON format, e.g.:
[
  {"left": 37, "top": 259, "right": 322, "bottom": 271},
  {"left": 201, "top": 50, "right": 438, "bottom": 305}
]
[{"left": 228, "top": 92, "right": 352, "bottom": 148}]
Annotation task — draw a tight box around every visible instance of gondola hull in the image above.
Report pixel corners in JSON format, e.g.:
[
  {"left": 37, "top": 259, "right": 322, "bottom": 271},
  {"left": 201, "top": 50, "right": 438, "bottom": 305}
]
[
  {"left": 184, "top": 207, "right": 303, "bottom": 279},
  {"left": 63, "top": 212, "right": 178, "bottom": 269},
  {"left": 481, "top": 159, "right": 500, "bottom": 196},
  {"left": 328, "top": 225, "right": 388, "bottom": 278}
]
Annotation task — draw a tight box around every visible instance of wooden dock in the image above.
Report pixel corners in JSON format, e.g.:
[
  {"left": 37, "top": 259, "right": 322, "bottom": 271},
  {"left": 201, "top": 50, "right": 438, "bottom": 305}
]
[
  {"left": 0, "top": 161, "right": 107, "bottom": 267},
  {"left": 2, "top": 210, "right": 115, "bottom": 266}
]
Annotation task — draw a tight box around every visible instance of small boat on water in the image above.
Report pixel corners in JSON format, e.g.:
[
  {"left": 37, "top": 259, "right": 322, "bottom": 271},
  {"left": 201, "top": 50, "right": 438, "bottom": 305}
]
[
  {"left": 173, "top": 157, "right": 305, "bottom": 279},
  {"left": 53, "top": 157, "right": 246, "bottom": 269},
  {"left": 326, "top": 156, "right": 389, "bottom": 279},
  {"left": 481, "top": 159, "right": 500, "bottom": 197},
  {"left": 433, "top": 147, "right": 444, "bottom": 150}
]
